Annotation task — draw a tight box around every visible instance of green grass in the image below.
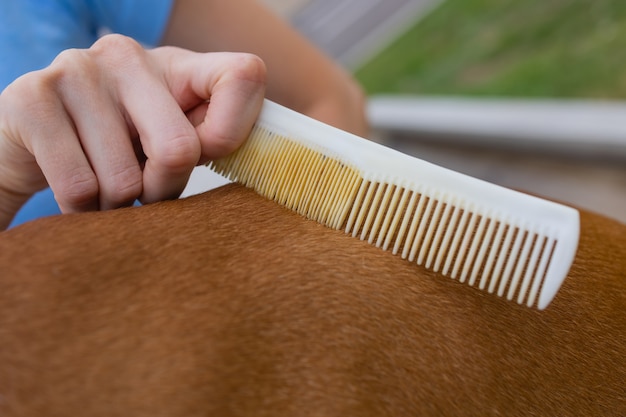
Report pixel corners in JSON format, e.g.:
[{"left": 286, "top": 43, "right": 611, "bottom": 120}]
[{"left": 355, "top": 0, "right": 626, "bottom": 98}]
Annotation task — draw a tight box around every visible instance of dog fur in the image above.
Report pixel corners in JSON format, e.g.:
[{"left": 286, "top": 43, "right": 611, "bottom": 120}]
[{"left": 0, "top": 183, "right": 624, "bottom": 416}]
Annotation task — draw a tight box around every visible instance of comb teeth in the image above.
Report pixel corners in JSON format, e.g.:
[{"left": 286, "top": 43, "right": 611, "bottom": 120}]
[
  {"left": 208, "top": 100, "right": 580, "bottom": 310},
  {"left": 343, "top": 179, "right": 560, "bottom": 307},
  {"left": 211, "top": 127, "right": 363, "bottom": 229}
]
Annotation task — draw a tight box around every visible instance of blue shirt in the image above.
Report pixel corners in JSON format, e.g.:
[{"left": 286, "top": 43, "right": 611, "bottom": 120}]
[{"left": 0, "top": 0, "right": 174, "bottom": 228}]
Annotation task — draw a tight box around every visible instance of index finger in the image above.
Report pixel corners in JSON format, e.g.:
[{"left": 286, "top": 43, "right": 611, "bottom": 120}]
[{"left": 158, "top": 49, "right": 267, "bottom": 160}]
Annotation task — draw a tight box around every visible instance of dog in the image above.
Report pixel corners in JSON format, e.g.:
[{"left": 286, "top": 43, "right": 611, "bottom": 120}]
[{"left": 0, "top": 183, "right": 624, "bottom": 416}]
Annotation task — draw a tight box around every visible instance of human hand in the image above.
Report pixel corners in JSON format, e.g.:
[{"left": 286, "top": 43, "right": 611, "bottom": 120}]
[{"left": 0, "top": 34, "right": 266, "bottom": 230}]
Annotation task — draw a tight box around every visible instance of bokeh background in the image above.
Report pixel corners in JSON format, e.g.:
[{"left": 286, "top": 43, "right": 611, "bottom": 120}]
[{"left": 191, "top": 0, "right": 626, "bottom": 223}]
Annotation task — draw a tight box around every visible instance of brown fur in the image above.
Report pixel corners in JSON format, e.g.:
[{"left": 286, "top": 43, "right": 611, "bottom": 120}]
[{"left": 0, "top": 183, "right": 624, "bottom": 416}]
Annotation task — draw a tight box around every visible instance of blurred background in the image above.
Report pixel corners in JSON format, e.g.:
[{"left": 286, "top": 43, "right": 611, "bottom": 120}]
[{"left": 191, "top": 0, "right": 626, "bottom": 223}]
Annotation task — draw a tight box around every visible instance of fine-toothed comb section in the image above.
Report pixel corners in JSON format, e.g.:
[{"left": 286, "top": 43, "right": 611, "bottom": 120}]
[{"left": 208, "top": 99, "right": 580, "bottom": 310}]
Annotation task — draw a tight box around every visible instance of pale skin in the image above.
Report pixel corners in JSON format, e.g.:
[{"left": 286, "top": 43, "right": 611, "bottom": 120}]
[{"left": 0, "top": 0, "right": 368, "bottom": 230}]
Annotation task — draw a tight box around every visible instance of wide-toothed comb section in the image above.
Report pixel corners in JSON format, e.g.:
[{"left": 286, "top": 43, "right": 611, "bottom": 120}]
[
  {"left": 208, "top": 99, "right": 579, "bottom": 310},
  {"left": 339, "top": 180, "right": 563, "bottom": 308}
]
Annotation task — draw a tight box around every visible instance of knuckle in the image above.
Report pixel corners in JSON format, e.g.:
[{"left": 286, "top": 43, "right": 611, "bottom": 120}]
[
  {"left": 90, "top": 34, "right": 143, "bottom": 59},
  {"left": 47, "top": 48, "right": 95, "bottom": 89},
  {"left": 2, "top": 73, "right": 65, "bottom": 138},
  {"left": 49, "top": 48, "right": 85, "bottom": 70},
  {"left": 103, "top": 165, "right": 143, "bottom": 207},
  {"left": 152, "top": 133, "right": 201, "bottom": 173},
  {"left": 205, "top": 130, "right": 242, "bottom": 158},
  {"left": 227, "top": 53, "right": 267, "bottom": 86},
  {"left": 2, "top": 72, "right": 49, "bottom": 113},
  {"left": 55, "top": 168, "right": 99, "bottom": 209},
  {"left": 89, "top": 34, "right": 147, "bottom": 74}
]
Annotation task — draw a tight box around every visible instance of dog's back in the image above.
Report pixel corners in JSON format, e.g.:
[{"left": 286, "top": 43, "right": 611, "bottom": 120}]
[{"left": 0, "top": 183, "right": 624, "bottom": 416}]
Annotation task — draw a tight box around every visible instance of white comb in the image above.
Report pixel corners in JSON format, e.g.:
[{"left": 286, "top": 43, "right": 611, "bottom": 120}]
[{"left": 208, "top": 99, "right": 580, "bottom": 309}]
